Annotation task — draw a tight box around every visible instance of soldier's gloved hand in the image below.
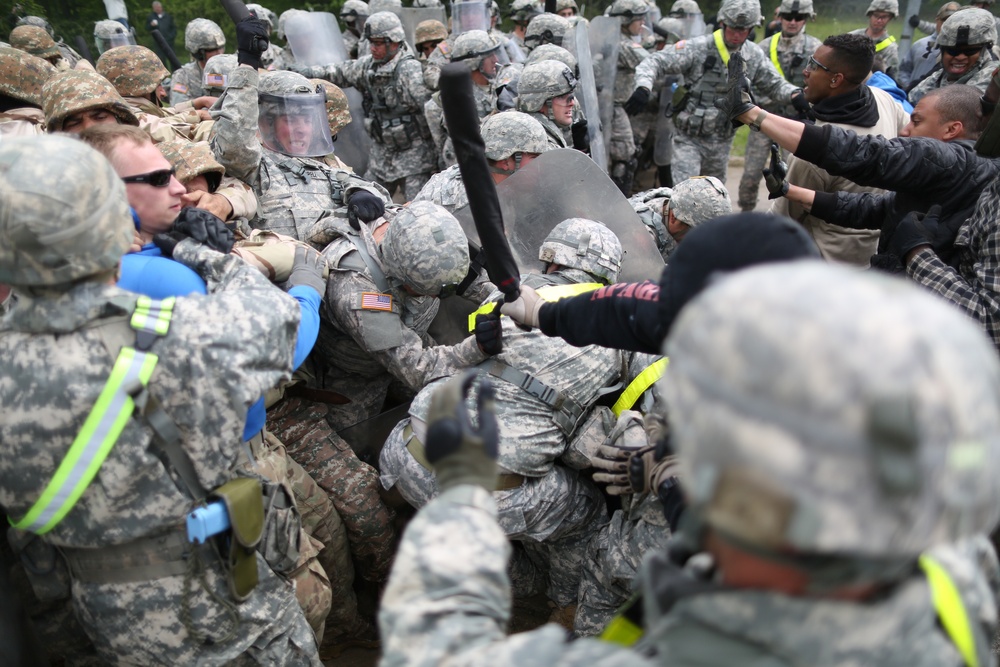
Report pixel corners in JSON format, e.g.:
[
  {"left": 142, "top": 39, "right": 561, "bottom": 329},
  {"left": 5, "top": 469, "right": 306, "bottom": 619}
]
[
  {"left": 791, "top": 90, "right": 810, "bottom": 116},
  {"left": 908, "top": 14, "right": 921, "bottom": 28},
  {"left": 347, "top": 190, "right": 385, "bottom": 227},
  {"left": 286, "top": 244, "right": 328, "bottom": 297},
  {"left": 713, "top": 52, "right": 755, "bottom": 128},
  {"left": 624, "top": 87, "right": 651, "bottom": 116},
  {"left": 236, "top": 16, "right": 270, "bottom": 69},
  {"left": 571, "top": 119, "right": 591, "bottom": 153},
  {"left": 474, "top": 308, "right": 503, "bottom": 355},
  {"left": 173, "top": 207, "right": 235, "bottom": 253},
  {"left": 498, "top": 284, "right": 544, "bottom": 329},
  {"left": 152, "top": 231, "right": 188, "bottom": 258},
  {"left": 425, "top": 372, "right": 499, "bottom": 492},
  {"left": 761, "top": 143, "right": 789, "bottom": 200},
  {"left": 591, "top": 411, "right": 649, "bottom": 495},
  {"left": 887, "top": 204, "right": 942, "bottom": 262}
]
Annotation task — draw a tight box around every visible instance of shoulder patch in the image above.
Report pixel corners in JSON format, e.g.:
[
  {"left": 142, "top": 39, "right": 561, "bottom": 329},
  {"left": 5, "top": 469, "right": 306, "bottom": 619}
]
[
  {"left": 675, "top": 40, "right": 686, "bottom": 50},
  {"left": 360, "top": 292, "right": 393, "bottom": 312},
  {"left": 438, "top": 42, "right": 450, "bottom": 55},
  {"left": 172, "top": 82, "right": 188, "bottom": 93}
]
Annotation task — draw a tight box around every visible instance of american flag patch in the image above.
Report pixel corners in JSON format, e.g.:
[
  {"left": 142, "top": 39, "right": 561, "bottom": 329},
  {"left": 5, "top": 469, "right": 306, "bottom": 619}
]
[
  {"left": 361, "top": 292, "right": 393, "bottom": 311},
  {"left": 172, "top": 82, "right": 188, "bottom": 93},
  {"left": 204, "top": 73, "right": 226, "bottom": 87}
]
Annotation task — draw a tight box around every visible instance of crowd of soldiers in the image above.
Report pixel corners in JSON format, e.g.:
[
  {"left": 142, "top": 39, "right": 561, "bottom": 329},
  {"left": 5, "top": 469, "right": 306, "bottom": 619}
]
[{"left": 5, "top": 0, "right": 1000, "bottom": 665}]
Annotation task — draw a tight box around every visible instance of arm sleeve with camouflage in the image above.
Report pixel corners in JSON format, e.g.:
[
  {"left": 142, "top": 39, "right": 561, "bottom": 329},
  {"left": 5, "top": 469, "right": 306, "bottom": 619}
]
[
  {"left": 398, "top": 58, "right": 433, "bottom": 111},
  {"left": 633, "top": 39, "right": 699, "bottom": 91},
  {"left": 210, "top": 66, "right": 263, "bottom": 185},
  {"left": 216, "top": 176, "right": 258, "bottom": 220}
]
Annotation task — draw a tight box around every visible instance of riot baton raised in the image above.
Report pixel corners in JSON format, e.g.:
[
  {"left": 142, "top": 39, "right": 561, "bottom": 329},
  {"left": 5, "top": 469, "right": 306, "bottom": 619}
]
[
  {"left": 74, "top": 35, "right": 94, "bottom": 65},
  {"left": 439, "top": 63, "right": 521, "bottom": 302},
  {"left": 151, "top": 29, "right": 182, "bottom": 71}
]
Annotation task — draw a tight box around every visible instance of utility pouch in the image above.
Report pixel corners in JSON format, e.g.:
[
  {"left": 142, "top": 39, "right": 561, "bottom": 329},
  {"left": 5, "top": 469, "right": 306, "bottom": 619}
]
[
  {"left": 563, "top": 405, "right": 616, "bottom": 470},
  {"left": 7, "top": 527, "right": 71, "bottom": 602},
  {"left": 209, "top": 477, "right": 264, "bottom": 602},
  {"left": 670, "top": 85, "right": 689, "bottom": 118},
  {"left": 257, "top": 478, "right": 301, "bottom": 576},
  {"left": 381, "top": 116, "right": 415, "bottom": 150}
]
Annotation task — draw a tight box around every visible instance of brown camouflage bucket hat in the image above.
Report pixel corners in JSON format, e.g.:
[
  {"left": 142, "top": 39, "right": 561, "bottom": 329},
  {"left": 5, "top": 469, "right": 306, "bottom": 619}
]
[
  {"left": 158, "top": 139, "right": 225, "bottom": 191},
  {"left": 10, "top": 25, "right": 59, "bottom": 60},
  {"left": 0, "top": 46, "right": 56, "bottom": 106},
  {"left": 310, "top": 78, "right": 353, "bottom": 135},
  {"left": 42, "top": 69, "right": 140, "bottom": 132},
  {"left": 97, "top": 45, "right": 169, "bottom": 97}
]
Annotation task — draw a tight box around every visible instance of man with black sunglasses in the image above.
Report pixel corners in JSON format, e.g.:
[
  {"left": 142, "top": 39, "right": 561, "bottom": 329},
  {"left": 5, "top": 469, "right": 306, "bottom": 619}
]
[{"left": 909, "top": 8, "right": 999, "bottom": 105}]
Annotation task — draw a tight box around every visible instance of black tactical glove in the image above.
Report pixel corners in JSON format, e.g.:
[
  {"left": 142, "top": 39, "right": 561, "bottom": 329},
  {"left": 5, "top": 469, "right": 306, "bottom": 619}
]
[
  {"left": 908, "top": 14, "right": 921, "bottom": 28},
  {"left": 425, "top": 372, "right": 499, "bottom": 492},
  {"left": 174, "top": 207, "right": 235, "bottom": 253},
  {"left": 887, "top": 204, "right": 942, "bottom": 262},
  {"left": 286, "top": 244, "right": 328, "bottom": 297},
  {"left": 761, "top": 142, "right": 789, "bottom": 199},
  {"left": 474, "top": 308, "right": 503, "bottom": 355},
  {"left": 791, "top": 91, "right": 810, "bottom": 115},
  {"left": 571, "top": 119, "right": 591, "bottom": 153},
  {"left": 713, "top": 52, "right": 755, "bottom": 128},
  {"left": 347, "top": 190, "right": 385, "bottom": 229},
  {"left": 624, "top": 87, "right": 651, "bottom": 116},
  {"left": 236, "top": 16, "right": 270, "bottom": 69},
  {"left": 152, "top": 231, "right": 188, "bottom": 258}
]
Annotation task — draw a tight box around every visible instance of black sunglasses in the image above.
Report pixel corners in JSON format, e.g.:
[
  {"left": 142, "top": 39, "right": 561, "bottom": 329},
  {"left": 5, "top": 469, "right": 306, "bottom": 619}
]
[
  {"left": 942, "top": 45, "right": 983, "bottom": 57},
  {"left": 780, "top": 13, "right": 808, "bottom": 21},
  {"left": 122, "top": 168, "right": 176, "bottom": 187}
]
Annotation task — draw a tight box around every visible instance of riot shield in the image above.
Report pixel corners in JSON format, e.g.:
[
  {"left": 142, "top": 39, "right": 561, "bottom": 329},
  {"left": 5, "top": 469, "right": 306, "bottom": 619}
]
[
  {"left": 588, "top": 16, "right": 620, "bottom": 161},
  {"left": 680, "top": 13, "right": 706, "bottom": 38},
  {"left": 451, "top": 1, "right": 492, "bottom": 36},
  {"left": 284, "top": 12, "right": 348, "bottom": 66},
  {"left": 337, "top": 401, "right": 412, "bottom": 468},
  {"left": 391, "top": 7, "right": 448, "bottom": 50},
  {"left": 452, "top": 149, "right": 664, "bottom": 283},
  {"left": 565, "top": 20, "right": 608, "bottom": 172},
  {"left": 654, "top": 83, "right": 675, "bottom": 166},
  {"left": 334, "top": 88, "right": 371, "bottom": 175}
]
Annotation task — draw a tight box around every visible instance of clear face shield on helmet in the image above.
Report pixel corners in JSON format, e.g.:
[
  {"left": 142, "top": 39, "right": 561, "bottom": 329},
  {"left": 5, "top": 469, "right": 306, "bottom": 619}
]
[
  {"left": 258, "top": 91, "right": 336, "bottom": 157},
  {"left": 457, "top": 40, "right": 511, "bottom": 80},
  {"left": 96, "top": 32, "right": 137, "bottom": 55},
  {"left": 452, "top": 1, "right": 492, "bottom": 35}
]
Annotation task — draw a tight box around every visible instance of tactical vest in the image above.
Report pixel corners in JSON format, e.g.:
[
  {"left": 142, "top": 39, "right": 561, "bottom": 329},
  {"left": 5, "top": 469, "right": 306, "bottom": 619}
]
[
  {"left": 675, "top": 31, "right": 736, "bottom": 138},
  {"left": 761, "top": 32, "right": 818, "bottom": 115},
  {"left": 361, "top": 52, "right": 432, "bottom": 150}
]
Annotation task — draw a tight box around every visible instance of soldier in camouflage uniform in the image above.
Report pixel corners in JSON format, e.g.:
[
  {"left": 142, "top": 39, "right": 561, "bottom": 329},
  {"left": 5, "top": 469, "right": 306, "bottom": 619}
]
[
  {"left": 737, "top": 0, "right": 820, "bottom": 211},
  {"left": 378, "top": 260, "right": 1000, "bottom": 667},
  {"left": 414, "top": 111, "right": 551, "bottom": 212},
  {"left": 0, "top": 135, "right": 319, "bottom": 665},
  {"left": 909, "top": 8, "right": 997, "bottom": 105},
  {"left": 629, "top": 175, "right": 732, "bottom": 260},
  {"left": 424, "top": 30, "right": 502, "bottom": 168},
  {"left": 516, "top": 60, "right": 578, "bottom": 148},
  {"left": 380, "top": 218, "right": 625, "bottom": 612},
  {"left": 16, "top": 15, "right": 83, "bottom": 67},
  {"left": 170, "top": 18, "right": 226, "bottom": 107},
  {"left": 93, "top": 19, "right": 136, "bottom": 56},
  {"left": 557, "top": 0, "right": 579, "bottom": 19},
  {"left": 523, "top": 13, "right": 571, "bottom": 53},
  {"left": 0, "top": 46, "right": 54, "bottom": 138},
  {"left": 627, "top": 0, "right": 803, "bottom": 183},
  {"left": 41, "top": 68, "right": 140, "bottom": 133},
  {"left": 415, "top": 19, "right": 448, "bottom": 62},
  {"left": 848, "top": 0, "right": 900, "bottom": 80},
  {"left": 294, "top": 12, "right": 437, "bottom": 201},
  {"left": 340, "top": 0, "right": 371, "bottom": 60},
  {"left": 606, "top": 0, "right": 651, "bottom": 195},
  {"left": 9, "top": 25, "right": 69, "bottom": 70},
  {"left": 509, "top": 0, "right": 542, "bottom": 52}
]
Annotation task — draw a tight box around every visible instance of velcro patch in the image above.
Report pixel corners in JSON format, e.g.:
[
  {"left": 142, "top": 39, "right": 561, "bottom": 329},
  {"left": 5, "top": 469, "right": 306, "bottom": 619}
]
[
  {"left": 172, "top": 82, "right": 188, "bottom": 93},
  {"left": 204, "top": 73, "right": 226, "bottom": 87},
  {"left": 360, "top": 292, "right": 393, "bottom": 312}
]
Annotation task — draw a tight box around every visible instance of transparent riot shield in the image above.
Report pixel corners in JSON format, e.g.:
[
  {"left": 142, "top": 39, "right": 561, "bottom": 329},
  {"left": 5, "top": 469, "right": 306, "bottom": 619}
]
[
  {"left": 564, "top": 20, "right": 608, "bottom": 172},
  {"left": 588, "top": 16, "right": 620, "bottom": 162},
  {"left": 452, "top": 1, "right": 491, "bottom": 36},
  {"left": 334, "top": 88, "right": 371, "bottom": 176},
  {"left": 452, "top": 149, "right": 664, "bottom": 283},
  {"left": 392, "top": 7, "right": 448, "bottom": 51},
  {"left": 284, "top": 12, "right": 348, "bottom": 66},
  {"left": 681, "top": 13, "right": 706, "bottom": 38},
  {"left": 654, "top": 82, "right": 675, "bottom": 166}
]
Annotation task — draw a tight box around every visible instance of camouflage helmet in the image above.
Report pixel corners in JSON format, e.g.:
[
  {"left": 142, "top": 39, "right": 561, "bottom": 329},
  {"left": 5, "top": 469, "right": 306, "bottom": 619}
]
[
  {"left": 370, "top": 0, "right": 403, "bottom": 12},
  {"left": 203, "top": 53, "right": 239, "bottom": 95},
  {"left": 524, "top": 13, "right": 571, "bottom": 49},
  {"left": 277, "top": 9, "right": 308, "bottom": 40},
  {"left": 937, "top": 2, "right": 962, "bottom": 21},
  {"left": 609, "top": 0, "right": 650, "bottom": 22},
  {"left": 663, "top": 261, "right": 1000, "bottom": 558},
  {"left": 523, "top": 44, "right": 578, "bottom": 73},
  {"left": 10, "top": 25, "right": 59, "bottom": 60},
  {"left": 655, "top": 17, "right": 686, "bottom": 43},
  {"left": 865, "top": 0, "right": 898, "bottom": 17},
  {"left": 260, "top": 69, "right": 315, "bottom": 97},
  {"left": 246, "top": 4, "right": 275, "bottom": 33},
  {"left": 339, "top": 0, "right": 371, "bottom": 26},
  {"left": 668, "top": 176, "right": 732, "bottom": 228},
  {"left": 937, "top": 8, "right": 997, "bottom": 47},
  {"left": 0, "top": 46, "right": 55, "bottom": 107},
  {"left": 777, "top": 0, "right": 815, "bottom": 17},
  {"left": 380, "top": 202, "right": 471, "bottom": 296},
  {"left": 539, "top": 218, "right": 623, "bottom": 283},
  {"left": 184, "top": 18, "right": 226, "bottom": 55},
  {"left": 413, "top": 0, "right": 444, "bottom": 6},
  {"left": 42, "top": 69, "right": 140, "bottom": 132},
  {"left": 94, "top": 19, "right": 136, "bottom": 55},
  {"left": 158, "top": 139, "right": 225, "bottom": 191},
  {"left": 556, "top": 0, "right": 580, "bottom": 14},
  {"left": 364, "top": 11, "right": 406, "bottom": 43},
  {"left": 311, "top": 78, "right": 353, "bottom": 135},
  {"left": 717, "top": 0, "right": 763, "bottom": 28},
  {"left": 669, "top": 0, "right": 702, "bottom": 15},
  {"left": 515, "top": 60, "right": 577, "bottom": 112},
  {"left": 415, "top": 19, "right": 448, "bottom": 46},
  {"left": 97, "top": 45, "right": 169, "bottom": 98},
  {"left": 452, "top": 30, "right": 505, "bottom": 76},
  {"left": 16, "top": 16, "right": 55, "bottom": 38},
  {"left": 511, "top": 0, "right": 543, "bottom": 24},
  {"left": 0, "top": 135, "right": 133, "bottom": 288},
  {"left": 482, "top": 111, "right": 550, "bottom": 160}
]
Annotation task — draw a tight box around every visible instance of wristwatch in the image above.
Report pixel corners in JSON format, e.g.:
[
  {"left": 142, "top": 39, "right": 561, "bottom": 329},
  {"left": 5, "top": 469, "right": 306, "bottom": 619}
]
[{"left": 749, "top": 109, "right": 768, "bottom": 132}]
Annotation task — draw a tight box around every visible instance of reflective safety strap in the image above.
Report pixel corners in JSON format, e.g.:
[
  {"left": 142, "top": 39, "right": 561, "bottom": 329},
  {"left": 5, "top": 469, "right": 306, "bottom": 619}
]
[
  {"left": 875, "top": 35, "right": 896, "bottom": 52},
  {"left": 11, "top": 297, "right": 174, "bottom": 535},
  {"left": 920, "top": 554, "right": 980, "bottom": 667},
  {"left": 769, "top": 34, "right": 785, "bottom": 79},
  {"left": 612, "top": 358, "right": 669, "bottom": 416},
  {"left": 713, "top": 29, "right": 731, "bottom": 66},
  {"left": 600, "top": 593, "right": 645, "bottom": 646},
  {"left": 467, "top": 283, "right": 603, "bottom": 331},
  {"left": 477, "top": 358, "right": 585, "bottom": 437}
]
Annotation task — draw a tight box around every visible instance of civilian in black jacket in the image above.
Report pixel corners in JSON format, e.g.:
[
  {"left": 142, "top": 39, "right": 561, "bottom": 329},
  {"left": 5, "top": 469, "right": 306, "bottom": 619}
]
[{"left": 145, "top": 2, "right": 177, "bottom": 66}]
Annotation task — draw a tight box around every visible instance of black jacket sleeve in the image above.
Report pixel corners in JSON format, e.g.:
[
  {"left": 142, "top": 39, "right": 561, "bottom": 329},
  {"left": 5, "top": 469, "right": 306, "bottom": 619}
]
[{"left": 810, "top": 190, "right": 892, "bottom": 230}]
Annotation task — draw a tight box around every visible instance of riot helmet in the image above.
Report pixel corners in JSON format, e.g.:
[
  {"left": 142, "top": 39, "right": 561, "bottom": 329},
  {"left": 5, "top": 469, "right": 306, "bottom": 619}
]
[
  {"left": 539, "top": 218, "right": 623, "bottom": 283},
  {"left": 380, "top": 202, "right": 471, "bottom": 297},
  {"left": 94, "top": 19, "right": 137, "bottom": 56},
  {"left": 257, "top": 70, "right": 336, "bottom": 157},
  {"left": 453, "top": 30, "right": 509, "bottom": 80},
  {"left": 184, "top": 18, "right": 226, "bottom": 60},
  {"left": 524, "top": 13, "right": 571, "bottom": 50}
]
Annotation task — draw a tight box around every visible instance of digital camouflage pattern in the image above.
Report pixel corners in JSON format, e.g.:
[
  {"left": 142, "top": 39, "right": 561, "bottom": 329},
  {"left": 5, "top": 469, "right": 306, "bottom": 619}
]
[
  {"left": 539, "top": 218, "right": 623, "bottom": 283},
  {"left": 412, "top": 164, "right": 470, "bottom": 212},
  {"left": 628, "top": 186, "right": 677, "bottom": 259},
  {"left": 380, "top": 201, "right": 471, "bottom": 295},
  {"left": 158, "top": 139, "right": 225, "bottom": 186},
  {"left": 482, "top": 110, "right": 551, "bottom": 159},
  {"left": 415, "top": 19, "right": 448, "bottom": 46},
  {"left": 524, "top": 13, "right": 571, "bottom": 51},
  {"left": 184, "top": 18, "right": 226, "bottom": 54},
  {"left": 365, "top": 10, "right": 406, "bottom": 44},
  {"left": 311, "top": 79, "right": 354, "bottom": 136},
  {"left": 937, "top": 7, "right": 996, "bottom": 46},
  {"left": 97, "top": 45, "right": 169, "bottom": 98},
  {"left": 717, "top": 0, "right": 763, "bottom": 27},
  {"left": 0, "top": 46, "right": 55, "bottom": 107},
  {"left": 210, "top": 67, "right": 389, "bottom": 245},
  {"left": 9, "top": 25, "right": 59, "bottom": 60},
  {"left": 909, "top": 57, "right": 995, "bottom": 104},
  {"left": 524, "top": 43, "right": 578, "bottom": 71},
  {"left": 668, "top": 176, "right": 731, "bottom": 227},
  {"left": 517, "top": 60, "right": 576, "bottom": 113},
  {"left": 203, "top": 53, "right": 239, "bottom": 96},
  {"left": 848, "top": 26, "right": 899, "bottom": 76},
  {"left": 170, "top": 60, "right": 207, "bottom": 106},
  {"left": 42, "top": 69, "right": 140, "bottom": 132},
  {"left": 424, "top": 77, "right": 495, "bottom": 168},
  {"left": 865, "top": 0, "right": 898, "bottom": 16}
]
